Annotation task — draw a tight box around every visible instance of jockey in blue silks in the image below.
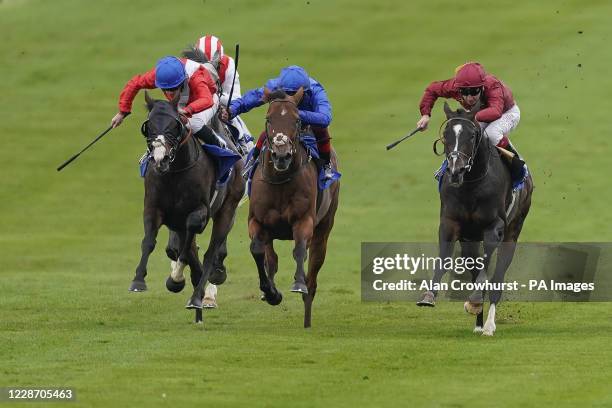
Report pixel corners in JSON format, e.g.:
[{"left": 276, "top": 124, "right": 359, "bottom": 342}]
[{"left": 220, "top": 65, "right": 335, "bottom": 180}]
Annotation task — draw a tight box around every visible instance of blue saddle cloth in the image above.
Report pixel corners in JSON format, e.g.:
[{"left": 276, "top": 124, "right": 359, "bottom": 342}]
[
  {"left": 435, "top": 159, "right": 528, "bottom": 192},
  {"left": 246, "top": 134, "right": 341, "bottom": 196},
  {"left": 139, "top": 144, "right": 241, "bottom": 186}
]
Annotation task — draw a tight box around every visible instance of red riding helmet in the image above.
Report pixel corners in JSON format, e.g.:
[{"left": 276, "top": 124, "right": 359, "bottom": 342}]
[{"left": 454, "top": 62, "right": 486, "bottom": 88}]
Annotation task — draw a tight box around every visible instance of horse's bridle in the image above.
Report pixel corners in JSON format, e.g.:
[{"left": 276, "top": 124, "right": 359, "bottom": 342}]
[
  {"left": 140, "top": 110, "right": 190, "bottom": 164},
  {"left": 264, "top": 99, "right": 302, "bottom": 154},
  {"left": 261, "top": 99, "right": 308, "bottom": 184},
  {"left": 435, "top": 116, "right": 483, "bottom": 173}
]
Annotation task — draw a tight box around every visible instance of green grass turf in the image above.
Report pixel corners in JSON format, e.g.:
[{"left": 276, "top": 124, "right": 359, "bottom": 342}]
[{"left": 1, "top": 0, "right": 612, "bottom": 406}]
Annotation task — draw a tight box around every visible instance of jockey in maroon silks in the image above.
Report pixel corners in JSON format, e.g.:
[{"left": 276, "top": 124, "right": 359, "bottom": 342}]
[{"left": 416, "top": 62, "right": 525, "bottom": 178}]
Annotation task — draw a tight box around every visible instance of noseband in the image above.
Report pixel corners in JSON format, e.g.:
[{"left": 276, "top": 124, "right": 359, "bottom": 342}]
[
  {"left": 435, "top": 117, "right": 483, "bottom": 173},
  {"left": 261, "top": 98, "right": 309, "bottom": 184},
  {"left": 141, "top": 109, "right": 190, "bottom": 163},
  {"left": 264, "top": 99, "right": 302, "bottom": 154}
]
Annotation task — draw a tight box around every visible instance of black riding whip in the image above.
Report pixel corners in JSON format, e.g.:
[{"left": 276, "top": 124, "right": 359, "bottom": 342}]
[
  {"left": 386, "top": 127, "right": 421, "bottom": 151},
  {"left": 226, "top": 43, "right": 240, "bottom": 109},
  {"left": 57, "top": 113, "right": 129, "bottom": 171}
]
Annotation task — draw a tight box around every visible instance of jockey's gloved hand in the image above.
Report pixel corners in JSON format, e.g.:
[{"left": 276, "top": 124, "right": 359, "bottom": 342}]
[
  {"left": 417, "top": 114, "right": 430, "bottom": 130},
  {"left": 219, "top": 106, "right": 231, "bottom": 122},
  {"left": 111, "top": 112, "right": 127, "bottom": 128}
]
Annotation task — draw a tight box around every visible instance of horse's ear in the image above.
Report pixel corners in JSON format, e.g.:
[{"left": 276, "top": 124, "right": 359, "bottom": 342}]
[
  {"left": 443, "top": 101, "right": 454, "bottom": 118},
  {"left": 292, "top": 87, "right": 304, "bottom": 104},
  {"left": 211, "top": 50, "right": 220, "bottom": 68},
  {"left": 263, "top": 87, "right": 272, "bottom": 102},
  {"left": 144, "top": 90, "right": 155, "bottom": 111}
]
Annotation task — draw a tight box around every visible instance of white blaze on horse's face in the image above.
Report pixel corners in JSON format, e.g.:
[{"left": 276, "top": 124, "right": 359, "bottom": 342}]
[
  {"left": 152, "top": 135, "right": 167, "bottom": 163},
  {"left": 281, "top": 107, "right": 287, "bottom": 116},
  {"left": 451, "top": 124, "right": 462, "bottom": 172},
  {"left": 273, "top": 133, "right": 289, "bottom": 146}
]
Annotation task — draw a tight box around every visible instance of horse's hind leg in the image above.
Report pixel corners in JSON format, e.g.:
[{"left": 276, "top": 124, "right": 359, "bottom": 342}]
[
  {"left": 291, "top": 217, "right": 314, "bottom": 295},
  {"left": 165, "top": 229, "right": 180, "bottom": 261},
  {"left": 209, "top": 237, "right": 228, "bottom": 285},
  {"left": 303, "top": 228, "right": 330, "bottom": 328},
  {"left": 165, "top": 230, "right": 189, "bottom": 293},
  {"left": 189, "top": 203, "right": 236, "bottom": 310},
  {"left": 130, "top": 208, "right": 162, "bottom": 292},
  {"left": 201, "top": 238, "right": 226, "bottom": 309}
]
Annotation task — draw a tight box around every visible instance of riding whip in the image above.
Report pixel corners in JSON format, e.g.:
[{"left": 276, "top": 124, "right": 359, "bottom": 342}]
[
  {"left": 386, "top": 127, "right": 421, "bottom": 150},
  {"left": 226, "top": 43, "right": 240, "bottom": 109},
  {"left": 57, "top": 113, "right": 130, "bottom": 171}
]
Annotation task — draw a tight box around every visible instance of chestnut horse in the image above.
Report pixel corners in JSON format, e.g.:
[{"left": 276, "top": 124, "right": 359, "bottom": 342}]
[{"left": 248, "top": 88, "right": 340, "bottom": 328}]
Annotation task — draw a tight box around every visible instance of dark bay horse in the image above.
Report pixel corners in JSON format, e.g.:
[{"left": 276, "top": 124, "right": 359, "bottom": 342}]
[
  {"left": 248, "top": 88, "right": 340, "bottom": 328},
  {"left": 130, "top": 91, "right": 245, "bottom": 323},
  {"left": 416, "top": 102, "right": 533, "bottom": 336}
]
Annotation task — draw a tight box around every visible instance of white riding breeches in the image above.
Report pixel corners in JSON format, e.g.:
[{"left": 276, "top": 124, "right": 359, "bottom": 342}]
[
  {"left": 188, "top": 94, "right": 220, "bottom": 134},
  {"left": 479, "top": 104, "right": 520, "bottom": 145}
]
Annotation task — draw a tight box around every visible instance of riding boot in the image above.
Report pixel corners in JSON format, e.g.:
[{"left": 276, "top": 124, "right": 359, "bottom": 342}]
[
  {"left": 194, "top": 126, "right": 226, "bottom": 149},
  {"left": 502, "top": 142, "right": 526, "bottom": 183},
  {"left": 319, "top": 150, "right": 334, "bottom": 180}
]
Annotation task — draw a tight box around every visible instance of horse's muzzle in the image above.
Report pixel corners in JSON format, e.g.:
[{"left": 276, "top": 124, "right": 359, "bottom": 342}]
[
  {"left": 155, "top": 156, "right": 171, "bottom": 174},
  {"left": 448, "top": 167, "right": 466, "bottom": 187},
  {"left": 272, "top": 151, "right": 292, "bottom": 172}
]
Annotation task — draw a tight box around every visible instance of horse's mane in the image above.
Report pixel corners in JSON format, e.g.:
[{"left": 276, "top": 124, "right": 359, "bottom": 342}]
[
  {"left": 268, "top": 88, "right": 289, "bottom": 101},
  {"left": 182, "top": 45, "right": 208, "bottom": 63}
]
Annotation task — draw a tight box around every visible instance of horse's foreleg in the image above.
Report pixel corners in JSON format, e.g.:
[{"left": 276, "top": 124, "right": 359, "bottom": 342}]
[
  {"left": 417, "top": 218, "right": 459, "bottom": 306},
  {"left": 250, "top": 219, "right": 281, "bottom": 305},
  {"left": 291, "top": 217, "right": 314, "bottom": 295},
  {"left": 302, "top": 228, "right": 331, "bottom": 328},
  {"left": 130, "top": 209, "right": 162, "bottom": 292},
  {"left": 180, "top": 207, "right": 209, "bottom": 311}
]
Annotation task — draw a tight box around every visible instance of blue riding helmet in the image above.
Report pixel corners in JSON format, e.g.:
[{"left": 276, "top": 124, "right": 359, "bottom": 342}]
[
  {"left": 155, "top": 56, "right": 186, "bottom": 89},
  {"left": 278, "top": 65, "right": 310, "bottom": 92}
]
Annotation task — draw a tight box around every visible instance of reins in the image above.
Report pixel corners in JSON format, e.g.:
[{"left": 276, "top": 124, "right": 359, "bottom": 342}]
[
  {"left": 260, "top": 98, "right": 311, "bottom": 185},
  {"left": 435, "top": 116, "right": 492, "bottom": 184}
]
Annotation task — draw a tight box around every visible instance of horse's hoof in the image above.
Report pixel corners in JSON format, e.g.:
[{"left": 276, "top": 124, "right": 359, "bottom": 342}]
[
  {"left": 482, "top": 321, "right": 496, "bottom": 336},
  {"left": 416, "top": 291, "right": 435, "bottom": 307},
  {"left": 262, "top": 290, "right": 283, "bottom": 306},
  {"left": 165, "top": 276, "right": 185, "bottom": 293},
  {"left": 473, "top": 326, "right": 484, "bottom": 333},
  {"left": 202, "top": 297, "right": 217, "bottom": 309},
  {"left": 464, "top": 301, "right": 483, "bottom": 315},
  {"left": 186, "top": 296, "right": 203, "bottom": 310},
  {"left": 290, "top": 281, "right": 308, "bottom": 294},
  {"left": 129, "top": 280, "right": 147, "bottom": 292},
  {"left": 208, "top": 265, "right": 227, "bottom": 285}
]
